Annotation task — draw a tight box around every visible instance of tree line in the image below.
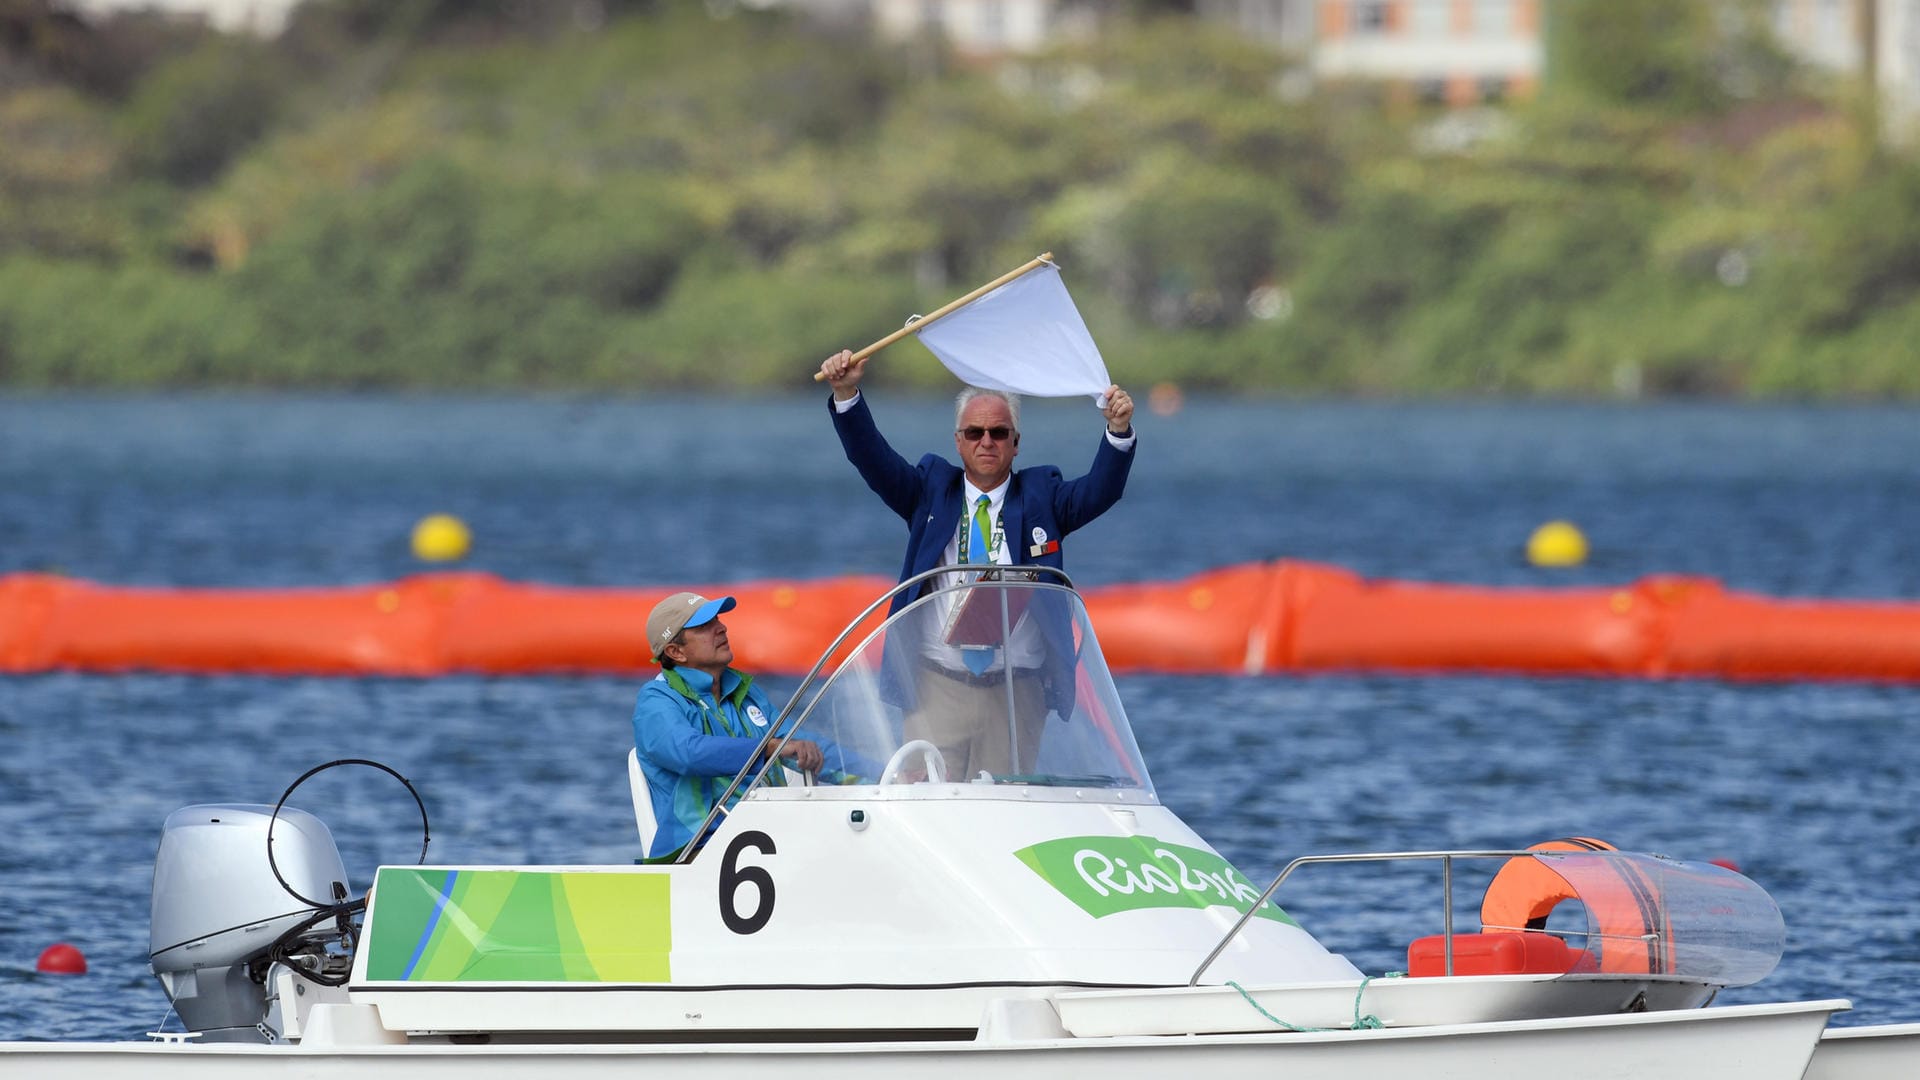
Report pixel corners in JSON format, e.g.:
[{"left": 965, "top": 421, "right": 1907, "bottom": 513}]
[{"left": 2, "top": 0, "right": 1917, "bottom": 396}]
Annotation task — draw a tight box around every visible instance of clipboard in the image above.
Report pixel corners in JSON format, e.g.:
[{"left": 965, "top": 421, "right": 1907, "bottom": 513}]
[{"left": 942, "top": 572, "right": 1036, "bottom": 648}]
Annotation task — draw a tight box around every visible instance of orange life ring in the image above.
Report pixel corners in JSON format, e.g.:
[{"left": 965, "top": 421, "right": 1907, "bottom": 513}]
[{"left": 1480, "top": 837, "right": 1671, "bottom": 975}]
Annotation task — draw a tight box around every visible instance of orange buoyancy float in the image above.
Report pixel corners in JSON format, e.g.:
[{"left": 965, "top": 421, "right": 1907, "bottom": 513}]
[
  {"left": 9, "top": 561, "right": 1920, "bottom": 679},
  {"left": 1480, "top": 837, "right": 1673, "bottom": 975},
  {"left": 1283, "top": 577, "right": 1666, "bottom": 677}
]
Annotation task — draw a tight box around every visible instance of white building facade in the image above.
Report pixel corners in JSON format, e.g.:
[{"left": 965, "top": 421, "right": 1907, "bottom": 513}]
[
  {"left": 1772, "top": 0, "right": 1920, "bottom": 142},
  {"left": 1311, "top": 0, "right": 1543, "bottom": 105},
  {"left": 868, "top": 0, "right": 1075, "bottom": 56}
]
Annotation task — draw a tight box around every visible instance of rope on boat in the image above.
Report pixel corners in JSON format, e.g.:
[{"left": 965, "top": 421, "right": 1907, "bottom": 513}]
[{"left": 1225, "top": 975, "right": 1392, "bottom": 1032}]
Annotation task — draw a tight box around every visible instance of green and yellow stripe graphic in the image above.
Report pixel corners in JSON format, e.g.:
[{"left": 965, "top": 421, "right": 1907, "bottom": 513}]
[{"left": 362, "top": 868, "right": 672, "bottom": 983}]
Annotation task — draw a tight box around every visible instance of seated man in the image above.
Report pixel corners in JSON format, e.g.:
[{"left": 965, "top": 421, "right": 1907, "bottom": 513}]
[{"left": 631, "top": 591, "right": 829, "bottom": 861}]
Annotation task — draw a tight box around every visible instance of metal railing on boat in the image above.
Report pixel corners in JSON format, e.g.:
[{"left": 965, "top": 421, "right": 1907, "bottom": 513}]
[{"left": 1188, "top": 848, "right": 1672, "bottom": 985}]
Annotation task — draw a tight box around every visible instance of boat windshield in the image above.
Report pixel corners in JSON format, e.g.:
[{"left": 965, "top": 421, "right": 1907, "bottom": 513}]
[{"left": 768, "top": 574, "right": 1153, "bottom": 794}]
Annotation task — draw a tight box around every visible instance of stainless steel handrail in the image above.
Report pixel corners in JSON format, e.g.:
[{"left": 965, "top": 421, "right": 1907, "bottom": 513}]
[
  {"left": 674, "top": 565, "right": 1075, "bottom": 864},
  {"left": 1186, "top": 847, "right": 1666, "bottom": 986}
]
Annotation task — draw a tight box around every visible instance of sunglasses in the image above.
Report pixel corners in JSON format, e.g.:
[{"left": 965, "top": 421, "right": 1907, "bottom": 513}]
[{"left": 958, "top": 426, "right": 1015, "bottom": 442}]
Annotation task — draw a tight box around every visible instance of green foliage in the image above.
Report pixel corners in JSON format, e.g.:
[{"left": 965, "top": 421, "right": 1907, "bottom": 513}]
[
  {"left": 1400, "top": 194, "right": 1652, "bottom": 392},
  {"left": 1548, "top": 0, "right": 1788, "bottom": 115},
  {"left": 1752, "top": 295, "right": 1920, "bottom": 397},
  {"left": 1, "top": 5, "right": 1918, "bottom": 397},
  {"left": 1791, "top": 163, "right": 1920, "bottom": 333},
  {"left": 232, "top": 157, "right": 709, "bottom": 387},
  {"left": 0, "top": 256, "right": 261, "bottom": 384},
  {"left": 1099, "top": 153, "right": 1297, "bottom": 328},
  {"left": 1275, "top": 187, "right": 1498, "bottom": 388},
  {"left": 117, "top": 38, "right": 285, "bottom": 186},
  {"left": 619, "top": 262, "right": 919, "bottom": 388},
  {"left": 0, "top": 87, "right": 130, "bottom": 257}
]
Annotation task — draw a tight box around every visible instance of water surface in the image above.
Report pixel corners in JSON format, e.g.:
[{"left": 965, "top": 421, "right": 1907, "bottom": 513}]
[{"left": 2, "top": 395, "right": 1916, "bottom": 1037}]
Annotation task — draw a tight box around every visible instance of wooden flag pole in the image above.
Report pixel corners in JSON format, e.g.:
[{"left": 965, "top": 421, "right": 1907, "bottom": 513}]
[{"left": 812, "top": 252, "right": 1054, "bottom": 380}]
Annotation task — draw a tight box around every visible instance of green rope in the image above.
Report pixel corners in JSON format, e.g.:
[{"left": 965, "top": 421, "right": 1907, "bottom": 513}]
[
  {"left": 1350, "top": 974, "right": 1388, "bottom": 1030},
  {"left": 1225, "top": 974, "right": 1394, "bottom": 1033}
]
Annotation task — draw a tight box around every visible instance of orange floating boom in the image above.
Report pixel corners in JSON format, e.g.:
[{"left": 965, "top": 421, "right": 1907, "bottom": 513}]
[{"left": 5, "top": 562, "right": 1920, "bottom": 682}]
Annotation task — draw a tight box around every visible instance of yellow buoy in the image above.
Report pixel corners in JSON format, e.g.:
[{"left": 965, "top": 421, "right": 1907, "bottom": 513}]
[
  {"left": 411, "top": 514, "right": 472, "bottom": 563},
  {"left": 1526, "top": 520, "right": 1588, "bottom": 568}
]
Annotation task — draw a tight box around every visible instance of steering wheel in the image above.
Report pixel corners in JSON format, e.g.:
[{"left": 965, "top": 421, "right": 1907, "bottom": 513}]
[{"left": 879, "top": 739, "right": 948, "bottom": 785}]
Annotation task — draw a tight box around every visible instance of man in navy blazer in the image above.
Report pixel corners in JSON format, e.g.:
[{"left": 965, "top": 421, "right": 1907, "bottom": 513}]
[
  {"left": 818, "top": 348, "right": 1136, "bottom": 610},
  {"left": 817, "top": 348, "right": 1135, "bottom": 778}
]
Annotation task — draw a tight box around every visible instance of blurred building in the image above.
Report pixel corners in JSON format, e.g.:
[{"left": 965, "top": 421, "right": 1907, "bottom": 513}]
[
  {"left": 1772, "top": 0, "right": 1920, "bottom": 143},
  {"left": 1311, "top": 0, "right": 1543, "bottom": 106},
  {"left": 65, "top": 0, "right": 295, "bottom": 34},
  {"left": 1775, "top": 0, "right": 1864, "bottom": 68},
  {"left": 865, "top": 0, "right": 1096, "bottom": 56},
  {"left": 93, "top": 0, "right": 1893, "bottom": 138},
  {"left": 1180, "top": 1, "right": 1318, "bottom": 51},
  {"left": 815, "top": 1, "right": 1532, "bottom": 104}
]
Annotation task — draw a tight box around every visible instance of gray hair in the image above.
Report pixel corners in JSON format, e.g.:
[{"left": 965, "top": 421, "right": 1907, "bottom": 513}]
[{"left": 953, "top": 387, "right": 1021, "bottom": 432}]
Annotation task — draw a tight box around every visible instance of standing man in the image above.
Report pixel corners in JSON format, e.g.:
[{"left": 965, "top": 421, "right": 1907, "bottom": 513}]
[
  {"left": 631, "top": 591, "right": 826, "bottom": 861},
  {"left": 817, "top": 349, "right": 1136, "bottom": 777}
]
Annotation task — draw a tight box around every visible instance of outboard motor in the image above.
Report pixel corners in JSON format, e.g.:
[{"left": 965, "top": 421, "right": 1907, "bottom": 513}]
[{"left": 148, "top": 804, "right": 351, "bottom": 1042}]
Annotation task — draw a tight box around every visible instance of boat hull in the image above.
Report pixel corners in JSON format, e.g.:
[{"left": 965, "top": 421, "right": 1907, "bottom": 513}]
[
  {"left": 0, "top": 1000, "right": 1844, "bottom": 1080},
  {"left": 1804, "top": 1022, "right": 1920, "bottom": 1080},
  {"left": 1052, "top": 973, "right": 1719, "bottom": 1035}
]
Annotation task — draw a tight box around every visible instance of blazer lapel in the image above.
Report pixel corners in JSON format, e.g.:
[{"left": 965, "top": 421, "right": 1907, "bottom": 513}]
[
  {"left": 928, "top": 473, "right": 965, "bottom": 569},
  {"left": 1001, "top": 474, "right": 1027, "bottom": 565}
]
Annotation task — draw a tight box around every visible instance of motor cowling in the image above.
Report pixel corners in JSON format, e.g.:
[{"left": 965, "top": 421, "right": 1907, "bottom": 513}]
[{"left": 149, "top": 804, "right": 350, "bottom": 1042}]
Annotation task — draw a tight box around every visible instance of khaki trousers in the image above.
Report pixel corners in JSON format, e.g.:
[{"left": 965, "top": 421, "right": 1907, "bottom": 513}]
[{"left": 905, "top": 666, "right": 1047, "bottom": 781}]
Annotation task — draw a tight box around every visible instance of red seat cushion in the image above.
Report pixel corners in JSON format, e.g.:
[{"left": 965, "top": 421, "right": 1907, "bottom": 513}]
[{"left": 1407, "top": 932, "right": 1575, "bottom": 977}]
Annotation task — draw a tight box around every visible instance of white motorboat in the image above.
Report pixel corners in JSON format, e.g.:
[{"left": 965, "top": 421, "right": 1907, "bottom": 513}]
[
  {"left": 1806, "top": 1022, "right": 1920, "bottom": 1078},
  {"left": 0, "top": 569, "right": 1895, "bottom": 1078}
]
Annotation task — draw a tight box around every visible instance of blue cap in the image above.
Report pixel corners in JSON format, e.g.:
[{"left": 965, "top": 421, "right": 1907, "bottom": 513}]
[
  {"left": 685, "top": 595, "right": 736, "bottom": 629},
  {"left": 647, "top": 592, "right": 739, "bottom": 662}
]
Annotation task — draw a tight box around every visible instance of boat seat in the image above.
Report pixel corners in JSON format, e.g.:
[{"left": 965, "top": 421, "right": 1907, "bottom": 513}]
[
  {"left": 627, "top": 748, "right": 658, "bottom": 856},
  {"left": 627, "top": 747, "right": 806, "bottom": 860}
]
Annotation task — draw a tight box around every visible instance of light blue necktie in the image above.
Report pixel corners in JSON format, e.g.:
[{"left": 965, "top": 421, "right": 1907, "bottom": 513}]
[{"left": 962, "top": 494, "right": 994, "bottom": 675}]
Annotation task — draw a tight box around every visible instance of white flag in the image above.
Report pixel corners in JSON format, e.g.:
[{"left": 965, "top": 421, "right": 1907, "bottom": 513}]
[{"left": 915, "top": 262, "right": 1111, "bottom": 402}]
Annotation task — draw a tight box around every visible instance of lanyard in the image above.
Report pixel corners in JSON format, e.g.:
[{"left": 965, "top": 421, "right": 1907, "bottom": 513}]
[{"left": 692, "top": 693, "right": 741, "bottom": 738}]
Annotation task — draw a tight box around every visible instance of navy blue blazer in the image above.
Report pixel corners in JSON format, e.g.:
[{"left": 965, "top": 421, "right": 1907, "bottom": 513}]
[{"left": 829, "top": 392, "right": 1135, "bottom": 616}]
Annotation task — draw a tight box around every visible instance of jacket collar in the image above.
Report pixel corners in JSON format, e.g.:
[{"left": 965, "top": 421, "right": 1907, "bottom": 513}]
[{"left": 662, "top": 665, "right": 753, "bottom": 707}]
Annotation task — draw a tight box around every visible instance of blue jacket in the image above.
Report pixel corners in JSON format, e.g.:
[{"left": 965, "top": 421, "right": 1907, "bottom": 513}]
[
  {"left": 631, "top": 667, "right": 870, "bottom": 860},
  {"left": 630, "top": 667, "right": 785, "bottom": 861},
  {"left": 828, "top": 392, "right": 1135, "bottom": 616}
]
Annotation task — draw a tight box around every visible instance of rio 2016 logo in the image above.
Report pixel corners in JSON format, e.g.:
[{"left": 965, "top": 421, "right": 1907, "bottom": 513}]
[{"left": 1014, "top": 835, "right": 1295, "bottom": 923}]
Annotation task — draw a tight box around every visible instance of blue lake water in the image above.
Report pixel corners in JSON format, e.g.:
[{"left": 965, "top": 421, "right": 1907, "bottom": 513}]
[{"left": 2, "top": 394, "right": 1918, "bottom": 1039}]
